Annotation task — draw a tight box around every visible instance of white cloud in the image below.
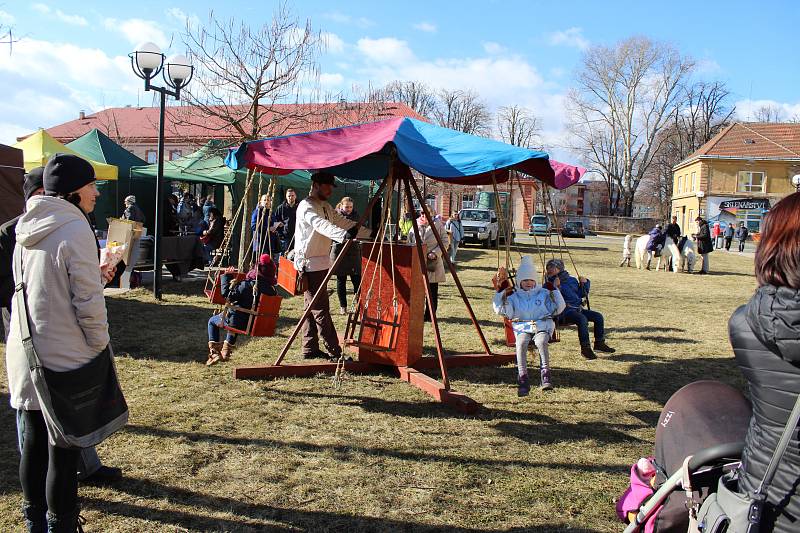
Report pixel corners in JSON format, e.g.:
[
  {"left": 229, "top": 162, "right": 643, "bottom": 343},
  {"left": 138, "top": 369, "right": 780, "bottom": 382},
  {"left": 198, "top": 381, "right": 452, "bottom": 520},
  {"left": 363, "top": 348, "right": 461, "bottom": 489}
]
[
  {"left": 356, "top": 37, "right": 415, "bottom": 65},
  {"left": 0, "top": 37, "right": 141, "bottom": 144},
  {"left": 482, "top": 41, "right": 506, "bottom": 55},
  {"left": 734, "top": 99, "right": 800, "bottom": 122},
  {"left": 323, "top": 12, "right": 373, "bottom": 28},
  {"left": 165, "top": 7, "right": 200, "bottom": 30},
  {"left": 55, "top": 10, "right": 88, "bottom": 27},
  {"left": 696, "top": 58, "right": 721, "bottom": 75},
  {"left": 0, "top": 10, "right": 15, "bottom": 25},
  {"left": 322, "top": 32, "right": 344, "bottom": 54},
  {"left": 320, "top": 73, "right": 344, "bottom": 86},
  {"left": 413, "top": 22, "right": 437, "bottom": 33},
  {"left": 104, "top": 18, "right": 170, "bottom": 48},
  {"left": 32, "top": 3, "right": 50, "bottom": 15},
  {"left": 548, "top": 27, "right": 590, "bottom": 51}
]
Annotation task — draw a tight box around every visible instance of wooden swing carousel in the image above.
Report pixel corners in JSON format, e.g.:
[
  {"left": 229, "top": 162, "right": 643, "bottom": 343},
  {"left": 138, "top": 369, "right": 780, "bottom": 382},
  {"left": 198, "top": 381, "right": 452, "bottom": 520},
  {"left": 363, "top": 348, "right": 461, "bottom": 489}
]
[{"left": 223, "top": 117, "right": 584, "bottom": 413}]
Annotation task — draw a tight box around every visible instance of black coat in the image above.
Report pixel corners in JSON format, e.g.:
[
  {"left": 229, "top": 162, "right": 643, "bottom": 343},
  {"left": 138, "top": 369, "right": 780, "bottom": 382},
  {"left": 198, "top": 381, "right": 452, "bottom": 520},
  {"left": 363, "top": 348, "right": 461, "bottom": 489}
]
[
  {"left": 729, "top": 286, "right": 800, "bottom": 532},
  {"left": 665, "top": 222, "right": 681, "bottom": 242},
  {"left": 696, "top": 221, "right": 713, "bottom": 254},
  {"left": 206, "top": 217, "right": 226, "bottom": 249},
  {"left": 330, "top": 209, "right": 362, "bottom": 276},
  {"left": 0, "top": 215, "right": 19, "bottom": 310},
  {"left": 273, "top": 201, "right": 298, "bottom": 247},
  {"left": 220, "top": 273, "right": 276, "bottom": 330}
]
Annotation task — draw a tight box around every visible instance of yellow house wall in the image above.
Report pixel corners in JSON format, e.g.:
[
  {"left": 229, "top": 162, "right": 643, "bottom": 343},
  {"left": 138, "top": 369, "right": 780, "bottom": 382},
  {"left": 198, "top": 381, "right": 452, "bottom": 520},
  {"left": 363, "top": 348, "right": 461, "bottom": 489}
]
[{"left": 707, "top": 160, "right": 800, "bottom": 197}]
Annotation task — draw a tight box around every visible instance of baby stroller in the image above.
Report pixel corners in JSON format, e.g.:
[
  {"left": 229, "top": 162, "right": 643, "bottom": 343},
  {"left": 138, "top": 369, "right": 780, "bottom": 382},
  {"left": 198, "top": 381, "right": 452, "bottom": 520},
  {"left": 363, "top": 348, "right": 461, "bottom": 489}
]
[{"left": 620, "top": 380, "right": 752, "bottom": 533}]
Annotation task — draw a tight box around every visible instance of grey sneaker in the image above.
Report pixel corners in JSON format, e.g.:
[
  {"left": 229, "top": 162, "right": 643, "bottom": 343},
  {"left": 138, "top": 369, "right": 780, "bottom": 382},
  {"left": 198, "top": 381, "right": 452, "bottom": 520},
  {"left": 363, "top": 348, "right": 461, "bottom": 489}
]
[{"left": 540, "top": 368, "right": 553, "bottom": 391}]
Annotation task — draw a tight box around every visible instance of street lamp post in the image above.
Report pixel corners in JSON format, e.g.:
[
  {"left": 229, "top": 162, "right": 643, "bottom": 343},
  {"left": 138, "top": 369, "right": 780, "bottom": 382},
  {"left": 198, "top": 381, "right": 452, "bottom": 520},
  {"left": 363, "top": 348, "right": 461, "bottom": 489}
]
[
  {"left": 129, "top": 42, "right": 193, "bottom": 300},
  {"left": 792, "top": 174, "right": 800, "bottom": 192}
]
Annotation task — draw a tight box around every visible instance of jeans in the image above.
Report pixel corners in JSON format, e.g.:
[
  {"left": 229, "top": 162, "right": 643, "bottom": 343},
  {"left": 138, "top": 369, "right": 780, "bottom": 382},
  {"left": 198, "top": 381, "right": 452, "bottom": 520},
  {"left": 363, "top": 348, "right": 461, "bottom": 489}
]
[
  {"left": 738, "top": 240, "right": 746, "bottom": 252},
  {"left": 515, "top": 330, "right": 550, "bottom": 377},
  {"left": 560, "top": 308, "right": 605, "bottom": 346},
  {"left": 17, "top": 410, "right": 80, "bottom": 515},
  {"left": 208, "top": 314, "right": 237, "bottom": 344},
  {"left": 336, "top": 274, "right": 361, "bottom": 310},
  {"left": 700, "top": 253, "right": 709, "bottom": 272},
  {"left": 450, "top": 239, "right": 459, "bottom": 263}
]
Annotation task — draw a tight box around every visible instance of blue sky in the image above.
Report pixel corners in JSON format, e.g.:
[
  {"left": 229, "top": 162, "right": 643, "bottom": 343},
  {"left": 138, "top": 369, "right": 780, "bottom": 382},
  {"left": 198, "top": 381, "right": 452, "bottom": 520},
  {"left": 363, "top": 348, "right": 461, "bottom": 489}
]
[{"left": 2, "top": 0, "right": 799, "bottom": 155}]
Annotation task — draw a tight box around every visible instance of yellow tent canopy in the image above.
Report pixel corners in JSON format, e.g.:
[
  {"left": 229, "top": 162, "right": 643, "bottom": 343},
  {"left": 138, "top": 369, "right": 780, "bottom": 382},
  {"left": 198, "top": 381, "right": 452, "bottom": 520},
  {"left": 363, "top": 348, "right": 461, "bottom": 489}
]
[{"left": 13, "top": 129, "right": 118, "bottom": 180}]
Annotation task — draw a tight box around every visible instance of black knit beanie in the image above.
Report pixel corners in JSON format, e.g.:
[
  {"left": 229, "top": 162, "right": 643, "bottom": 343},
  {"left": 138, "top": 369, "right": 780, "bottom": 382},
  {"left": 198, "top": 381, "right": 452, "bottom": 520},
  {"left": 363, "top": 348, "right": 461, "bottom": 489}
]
[
  {"left": 44, "top": 153, "right": 95, "bottom": 195},
  {"left": 23, "top": 167, "right": 45, "bottom": 200}
]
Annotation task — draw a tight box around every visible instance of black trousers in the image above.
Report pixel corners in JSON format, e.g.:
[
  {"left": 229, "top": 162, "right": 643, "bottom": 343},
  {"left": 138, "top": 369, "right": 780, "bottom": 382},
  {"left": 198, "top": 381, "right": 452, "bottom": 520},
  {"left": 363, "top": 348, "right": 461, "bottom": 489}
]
[
  {"left": 424, "top": 282, "right": 439, "bottom": 319},
  {"left": 18, "top": 410, "right": 79, "bottom": 514},
  {"left": 724, "top": 237, "right": 732, "bottom": 251},
  {"left": 336, "top": 274, "right": 361, "bottom": 309}
]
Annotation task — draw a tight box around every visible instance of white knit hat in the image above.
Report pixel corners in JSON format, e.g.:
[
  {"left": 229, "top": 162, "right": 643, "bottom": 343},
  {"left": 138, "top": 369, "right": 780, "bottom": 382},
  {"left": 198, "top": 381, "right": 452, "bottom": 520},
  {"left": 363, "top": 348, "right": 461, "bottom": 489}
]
[{"left": 516, "top": 255, "right": 538, "bottom": 282}]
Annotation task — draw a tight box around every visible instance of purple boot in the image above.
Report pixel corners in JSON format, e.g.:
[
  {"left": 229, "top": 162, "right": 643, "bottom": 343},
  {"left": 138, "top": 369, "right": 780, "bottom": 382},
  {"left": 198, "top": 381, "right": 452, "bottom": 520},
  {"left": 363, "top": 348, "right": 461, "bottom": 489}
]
[
  {"left": 517, "top": 374, "right": 531, "bottom": 397},
  {"left": 540, "top": 368, "right": 553, "bottom": 391}
]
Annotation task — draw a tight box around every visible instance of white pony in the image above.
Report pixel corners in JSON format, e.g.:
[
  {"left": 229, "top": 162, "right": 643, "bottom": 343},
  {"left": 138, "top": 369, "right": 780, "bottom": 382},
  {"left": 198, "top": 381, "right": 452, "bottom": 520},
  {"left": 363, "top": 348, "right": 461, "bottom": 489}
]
[{"left": 634, "top": 235, "right": 696, "bottom": 272}]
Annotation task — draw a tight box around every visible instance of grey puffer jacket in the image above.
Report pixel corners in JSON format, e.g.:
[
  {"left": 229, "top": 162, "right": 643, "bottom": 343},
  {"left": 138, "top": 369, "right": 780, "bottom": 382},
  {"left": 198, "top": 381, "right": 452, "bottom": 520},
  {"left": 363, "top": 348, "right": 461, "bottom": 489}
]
[
  {"left": 729, "top": 285, "right": 800, "bottom": 532},
  {"left": 5, "top": 196, "right": 110, "bottom": 411}
]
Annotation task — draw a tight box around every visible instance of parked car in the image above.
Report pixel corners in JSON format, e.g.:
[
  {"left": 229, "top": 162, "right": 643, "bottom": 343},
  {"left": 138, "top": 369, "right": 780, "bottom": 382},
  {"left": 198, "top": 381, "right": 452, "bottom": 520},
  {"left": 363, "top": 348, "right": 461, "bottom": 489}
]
[
  {"left": 459, "top": 208, "right": 499, "bottom": 248},
  {"left": 561, "top": 220, "right": 586, "bottom": 238},
  {"left": 528, "top": 214, "right": 552, "bottom": 236}
]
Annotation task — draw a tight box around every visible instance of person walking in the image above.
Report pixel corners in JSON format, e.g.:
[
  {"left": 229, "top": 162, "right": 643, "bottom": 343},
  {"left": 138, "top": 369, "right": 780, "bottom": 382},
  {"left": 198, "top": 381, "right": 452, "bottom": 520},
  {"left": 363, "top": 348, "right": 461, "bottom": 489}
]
[
  {"left": 293, "top": 172, "right": 369, "bottom": 359},
  {"left": 735, "top": 222, "right": 749, "bottom": 253},
  {"left": 201, "top": 208, "right": 226, "bottom": 266},
  {"left": 6, "top": 154, "right": 120, "bottom": 531},
  {"left": 694, "top": 216, "right": 713, "bottom": 274},
  {"left": 407, "top": 208, "right": 449, "bottom": 321},
  {"left": 723, "top": 223, "right": 735, "bottom": 251},
  {"left": 445, "top": 212, "right": 464, "bottom": 264},
  {"left": 728, "top": 192, "right": 800, "bottom": 532},
  {"left": 122, "top": 195, "right": 146, "bottom": 224},
  {"left": 330, "top": 197, "right": 362, "bottom": 315},
  {"left": 272, "top": 188, "right": 298, "bottom": 253}
]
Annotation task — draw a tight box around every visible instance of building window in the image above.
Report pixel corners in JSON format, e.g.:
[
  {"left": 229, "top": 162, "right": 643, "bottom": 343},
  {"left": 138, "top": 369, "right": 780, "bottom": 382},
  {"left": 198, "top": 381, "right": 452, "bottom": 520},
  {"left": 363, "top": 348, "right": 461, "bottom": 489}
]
[
  {"left": 461, "top": 193, "right": 474, "bottom": 209},
  {"left": 169, "top": 150, "right": 182, "bottom": 161},
  {"left": 737, "top": 171, "right": 765, "bottom": 193},
  {"left": 691, "top": 171, "right": 697, "bottom": 191},
  {"left": 737, "top": 209, "right": 763, "bottom": 233},
  {"left": 688, "top": 209, "right": 695, "bottom": 232},
  {"left": 145, "top": 150, "right": 157, "bottom": 164},
  {"left": 677, "top": 176, "right": 683, "bottom": 194}
]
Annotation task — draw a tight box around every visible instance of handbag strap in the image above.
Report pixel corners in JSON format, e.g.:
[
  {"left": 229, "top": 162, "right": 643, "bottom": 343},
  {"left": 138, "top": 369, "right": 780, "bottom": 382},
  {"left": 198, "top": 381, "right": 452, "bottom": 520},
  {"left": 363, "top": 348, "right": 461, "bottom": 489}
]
[
  {"left": 13, "top": 249, "right": 42, "bottom": 372},
  {"left": 756, "top": 390, "right": 800, "bottom": 495}
]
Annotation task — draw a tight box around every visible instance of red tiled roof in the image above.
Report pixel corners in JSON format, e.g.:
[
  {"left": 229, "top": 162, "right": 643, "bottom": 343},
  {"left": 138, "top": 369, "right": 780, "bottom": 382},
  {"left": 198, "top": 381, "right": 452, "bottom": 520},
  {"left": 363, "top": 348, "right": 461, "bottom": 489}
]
[
  {"left": 684, "top": 122, "right": 800, "bottom": 163},
  {"left": 34, "top": 102, "right": 428, "bottom": 144}
]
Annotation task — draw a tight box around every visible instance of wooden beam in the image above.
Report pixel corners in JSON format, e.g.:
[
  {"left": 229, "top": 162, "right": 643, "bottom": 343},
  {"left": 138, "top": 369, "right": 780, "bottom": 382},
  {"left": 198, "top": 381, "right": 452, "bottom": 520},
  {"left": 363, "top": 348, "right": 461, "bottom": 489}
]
[
  {"left": 234, "top": 361, "right": 382, "bottom": 379},
  {"left": 396, "top": 367, "right": 479, "bottom": 414}
]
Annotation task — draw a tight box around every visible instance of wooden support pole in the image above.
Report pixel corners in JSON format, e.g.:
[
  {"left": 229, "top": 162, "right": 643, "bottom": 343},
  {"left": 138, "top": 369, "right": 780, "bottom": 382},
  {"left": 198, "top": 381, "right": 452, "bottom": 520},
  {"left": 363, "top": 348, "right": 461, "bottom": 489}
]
[
  {"left": 404, "top": 175, "right": 450, "bottom": 391},
  {"left": 407, "top": 175, "right": 493, "bottom": 356},
  {"left": 272, "top": 177, "right": 390, "bottom": 366},
  {"left": 396, "top": 367, "right": 478, "bottom": 414}
]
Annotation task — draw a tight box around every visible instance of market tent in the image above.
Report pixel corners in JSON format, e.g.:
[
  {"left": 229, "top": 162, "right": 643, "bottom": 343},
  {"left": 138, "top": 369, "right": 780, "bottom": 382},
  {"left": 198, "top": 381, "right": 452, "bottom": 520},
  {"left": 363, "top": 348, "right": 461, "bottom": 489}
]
[
  {"left": 226, "top": 117, "right": 585, "bottom": 188},
  {"left": 13, "top": 129, "right": 118, "bottom": 180},
  {"left": 0, "top": 144, "right": 25, "bottom": 225},
  {"left": 67, "top": 129, "right": 146, "bottom": 230}
]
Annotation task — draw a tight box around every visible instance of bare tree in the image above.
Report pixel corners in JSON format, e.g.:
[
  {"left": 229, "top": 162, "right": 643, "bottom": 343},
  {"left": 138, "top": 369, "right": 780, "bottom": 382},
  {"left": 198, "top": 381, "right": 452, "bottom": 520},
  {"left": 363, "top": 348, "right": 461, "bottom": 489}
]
[
  {"left": 567, "top": 36, "right": 694, "bottom": 216},
  {"left": 496, "top": 105, "right": 541, "bottom": 148},
  {"left": 380, "top": 80, "right": 437, "bottom": 119},
  {"left": 433, "top": 89, "right": 491, "bottom": 136},
  {"left": 752, "top": 104, "right": 786, "bottom": 123},
  {"left": 177, "top": 4, "right": 322, "bottom": 142}
]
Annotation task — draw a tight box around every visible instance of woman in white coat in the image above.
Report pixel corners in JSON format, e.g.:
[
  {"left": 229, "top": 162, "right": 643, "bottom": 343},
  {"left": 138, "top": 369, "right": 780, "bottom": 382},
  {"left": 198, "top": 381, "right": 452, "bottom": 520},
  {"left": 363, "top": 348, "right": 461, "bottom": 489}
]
[
  {"left": 6, "top": 154, "right": 116, "bottom": 532},
  {"left": 408, "top": 208, "right": 450, "bottom": 320}
]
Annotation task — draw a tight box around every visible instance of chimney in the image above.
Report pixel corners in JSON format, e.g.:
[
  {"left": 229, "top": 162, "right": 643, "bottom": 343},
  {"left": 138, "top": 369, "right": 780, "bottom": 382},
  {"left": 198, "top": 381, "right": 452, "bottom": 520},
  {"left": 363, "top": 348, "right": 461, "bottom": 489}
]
[{"left": 79, "top": 110, "right": 86, "bottom": 120}]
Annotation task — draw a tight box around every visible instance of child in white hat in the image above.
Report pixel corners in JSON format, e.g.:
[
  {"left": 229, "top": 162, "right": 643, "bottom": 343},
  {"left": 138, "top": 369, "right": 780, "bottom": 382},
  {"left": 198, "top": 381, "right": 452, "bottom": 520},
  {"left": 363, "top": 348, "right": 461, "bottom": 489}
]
[{"left": 493, "top": 255, "right": 566, "bottom": 396}]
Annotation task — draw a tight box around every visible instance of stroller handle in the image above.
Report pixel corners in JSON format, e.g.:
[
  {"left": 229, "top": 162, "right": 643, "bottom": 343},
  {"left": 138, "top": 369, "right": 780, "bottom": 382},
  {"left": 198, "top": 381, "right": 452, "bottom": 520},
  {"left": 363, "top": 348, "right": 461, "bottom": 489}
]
[
  {"left": 688, "top": 441, "right": 744, "bottom": 470},
  {"left": 623, "top": 441, "right": 744, "bottom": 533}
]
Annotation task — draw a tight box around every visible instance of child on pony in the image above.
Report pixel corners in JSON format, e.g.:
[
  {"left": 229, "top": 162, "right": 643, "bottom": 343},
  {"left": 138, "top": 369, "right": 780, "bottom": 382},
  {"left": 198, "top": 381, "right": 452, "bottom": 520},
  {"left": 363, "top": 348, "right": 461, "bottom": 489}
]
[
  {"left": 493, "top": 256, "right": 565, "bottom": 396},
  {"left": 206, "top": 254, "right": 277, "bottom": 366}
]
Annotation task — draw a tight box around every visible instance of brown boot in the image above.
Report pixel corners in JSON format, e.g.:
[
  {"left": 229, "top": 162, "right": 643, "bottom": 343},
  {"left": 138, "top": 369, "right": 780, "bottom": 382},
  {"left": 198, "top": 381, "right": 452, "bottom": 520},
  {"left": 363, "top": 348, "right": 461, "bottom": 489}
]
[
  {"left": 220, "top": 341, "right": 234, "bottom": 361},
  {"left": 207, "top": 341, "right": 223, "bottom": 366}
]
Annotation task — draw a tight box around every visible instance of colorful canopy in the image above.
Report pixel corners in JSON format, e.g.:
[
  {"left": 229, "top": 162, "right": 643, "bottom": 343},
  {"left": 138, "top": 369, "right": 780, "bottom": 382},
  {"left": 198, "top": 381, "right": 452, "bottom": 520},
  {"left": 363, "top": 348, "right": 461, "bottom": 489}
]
[
  {"left": 13, "top": 129, "right": 118, "bottom": 180},
  {"left": 226, "top": 117, "right": 585, "bottom": 188},
  {"left": 67, "top": 129, "right": 146, "bottom": 178}
]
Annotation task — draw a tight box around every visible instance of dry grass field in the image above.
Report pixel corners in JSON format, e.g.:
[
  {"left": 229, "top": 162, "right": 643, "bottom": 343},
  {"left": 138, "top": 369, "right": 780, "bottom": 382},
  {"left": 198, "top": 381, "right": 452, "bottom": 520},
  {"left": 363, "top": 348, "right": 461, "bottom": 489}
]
[{"left": 0, "top": 236, "right": 757, "bottom": 532}]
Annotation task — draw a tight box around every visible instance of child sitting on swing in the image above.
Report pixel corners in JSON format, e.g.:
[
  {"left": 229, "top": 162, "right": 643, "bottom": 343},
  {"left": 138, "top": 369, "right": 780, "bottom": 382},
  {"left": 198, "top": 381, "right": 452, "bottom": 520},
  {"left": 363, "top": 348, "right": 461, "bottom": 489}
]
[
  {"left": 493, "top": 256, "right": 565, "bottom": 396},
  {"left": 207, "top": 254, "right": 277, "bottom": 366}
]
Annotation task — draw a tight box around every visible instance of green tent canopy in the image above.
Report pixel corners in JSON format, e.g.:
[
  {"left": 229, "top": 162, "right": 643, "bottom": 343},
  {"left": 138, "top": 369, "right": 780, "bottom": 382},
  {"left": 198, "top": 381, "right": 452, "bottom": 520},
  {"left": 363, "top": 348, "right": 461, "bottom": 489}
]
[{"left": 67, "top": 129, "right": 146, "bottom": 230}]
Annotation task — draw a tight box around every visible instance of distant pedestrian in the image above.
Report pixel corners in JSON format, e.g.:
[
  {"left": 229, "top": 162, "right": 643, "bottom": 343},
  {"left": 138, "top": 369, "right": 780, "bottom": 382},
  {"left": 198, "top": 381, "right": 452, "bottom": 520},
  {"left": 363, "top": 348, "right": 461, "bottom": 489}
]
[
  {"left": 694, "top": 217, "right": 713, "bottom": 274},
  {"left": 445, "top": 212, "right": 464, "bottom": 264},
  {"left": 735, "top": 222, "right": 749, "bottom": 253},
  {"left": 122, "top": 195, "right": 145, "bottom": 224},
  {"left": 665, "top": 216, "right": 681, "bottom": 244},
  {"left": 619, "top": 234, "right": 632, "bottom": 267},
  {"left": 723, "top": 223, "right": 735, "bottom": 251}
]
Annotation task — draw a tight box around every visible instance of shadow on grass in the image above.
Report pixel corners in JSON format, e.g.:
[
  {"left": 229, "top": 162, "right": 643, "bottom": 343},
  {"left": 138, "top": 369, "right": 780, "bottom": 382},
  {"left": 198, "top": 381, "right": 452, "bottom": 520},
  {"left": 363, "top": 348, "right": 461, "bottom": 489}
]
[
  {"left": 606, "top": 326, "right": 686, "bottom": 334},
  {"left": 85, "top": 479, "right": 601, "bottom": 532},
  {"left": 121, "top": 423, "right": 628, "bottom": 475},
  {"left": 638, "top": 335, "right": 695, "bottom": 345}
]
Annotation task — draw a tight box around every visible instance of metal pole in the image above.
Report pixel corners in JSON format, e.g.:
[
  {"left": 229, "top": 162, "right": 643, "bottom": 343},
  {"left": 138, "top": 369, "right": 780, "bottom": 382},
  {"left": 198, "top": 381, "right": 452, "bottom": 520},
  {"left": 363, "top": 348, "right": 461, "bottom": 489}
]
[{"left": 153, "top": 90, "right": 166, "bottom": 300}]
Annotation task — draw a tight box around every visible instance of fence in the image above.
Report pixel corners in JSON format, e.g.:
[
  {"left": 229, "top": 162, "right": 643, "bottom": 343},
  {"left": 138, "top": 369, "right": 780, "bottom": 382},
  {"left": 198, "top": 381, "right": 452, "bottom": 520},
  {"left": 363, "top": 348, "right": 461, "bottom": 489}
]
[{"left": 578, "top": 215, "right": 661, "bottom": 235}]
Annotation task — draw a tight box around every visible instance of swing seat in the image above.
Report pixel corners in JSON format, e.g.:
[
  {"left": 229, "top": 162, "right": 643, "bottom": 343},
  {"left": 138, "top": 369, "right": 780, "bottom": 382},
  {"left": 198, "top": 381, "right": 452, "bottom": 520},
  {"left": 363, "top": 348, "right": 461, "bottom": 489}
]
[
  {"left": 205, "top": 270, "right": 246, "bottom": 305},
  {"left": 222, "top": 294, "right": 283, "bottom": 337},
  {"left": 277, "top": 255, "right": 306, "bottom": 296},
  {"left": 344, "top": 302, "right": 404, "bottom": 352},
  {"left": 503, "top": 318, "right": 560, "bottom": 346}
]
